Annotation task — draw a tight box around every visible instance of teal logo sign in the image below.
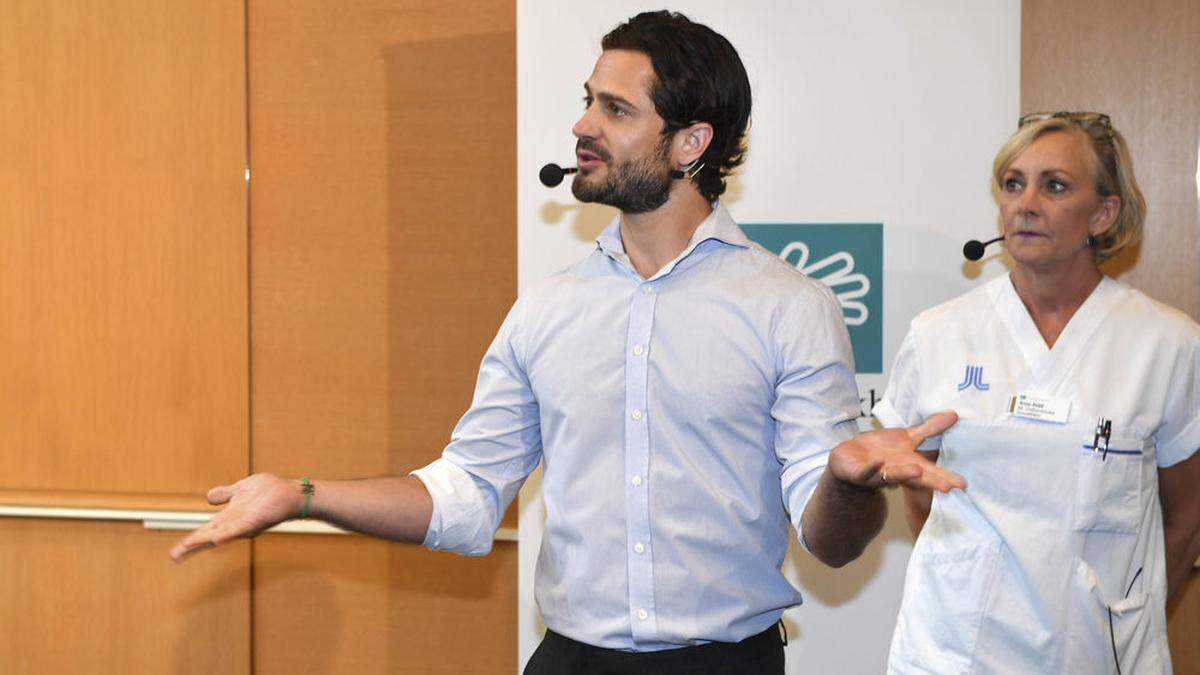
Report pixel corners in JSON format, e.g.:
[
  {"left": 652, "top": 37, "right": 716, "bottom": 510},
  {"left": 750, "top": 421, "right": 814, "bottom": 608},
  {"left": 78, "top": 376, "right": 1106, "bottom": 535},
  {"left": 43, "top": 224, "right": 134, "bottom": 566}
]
[{"left": 741, "top": 223, "right": 883, "bottom": 373}]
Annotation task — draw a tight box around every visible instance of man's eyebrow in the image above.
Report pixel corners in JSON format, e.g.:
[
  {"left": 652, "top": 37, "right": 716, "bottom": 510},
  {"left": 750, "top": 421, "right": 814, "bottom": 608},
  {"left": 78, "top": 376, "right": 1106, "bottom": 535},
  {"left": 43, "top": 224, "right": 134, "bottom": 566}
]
[{"left": 582, "top": 83, "right": 639, "bottom": 111}]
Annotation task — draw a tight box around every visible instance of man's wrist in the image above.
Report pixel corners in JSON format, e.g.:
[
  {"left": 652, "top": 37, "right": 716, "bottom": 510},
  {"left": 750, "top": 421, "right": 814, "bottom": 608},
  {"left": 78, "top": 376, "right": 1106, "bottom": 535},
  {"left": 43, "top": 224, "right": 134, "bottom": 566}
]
[{"left": 302, "top": 477, "right": 316, "bottom": 518}]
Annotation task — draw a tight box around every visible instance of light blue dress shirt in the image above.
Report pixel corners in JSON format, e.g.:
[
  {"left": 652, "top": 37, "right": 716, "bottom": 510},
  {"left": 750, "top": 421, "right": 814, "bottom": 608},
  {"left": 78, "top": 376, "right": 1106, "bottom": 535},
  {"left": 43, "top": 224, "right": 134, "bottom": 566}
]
[{"left": 413, "top": 203, "right": 860, "bottom": 651}]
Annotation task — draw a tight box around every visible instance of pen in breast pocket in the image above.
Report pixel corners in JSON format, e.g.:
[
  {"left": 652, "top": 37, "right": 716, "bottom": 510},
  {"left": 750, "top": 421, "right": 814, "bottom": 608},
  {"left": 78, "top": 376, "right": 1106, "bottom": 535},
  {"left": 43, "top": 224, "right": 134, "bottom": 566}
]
[{"left": 1093, "top": 417, "right": 1112, "bottom": 460}]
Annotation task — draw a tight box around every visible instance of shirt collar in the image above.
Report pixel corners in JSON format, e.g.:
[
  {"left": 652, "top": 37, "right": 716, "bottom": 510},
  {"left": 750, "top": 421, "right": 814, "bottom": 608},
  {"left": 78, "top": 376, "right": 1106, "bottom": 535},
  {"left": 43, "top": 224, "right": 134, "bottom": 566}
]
[{"left": 595, "top": 202, "right": 750, "bottom": 279}]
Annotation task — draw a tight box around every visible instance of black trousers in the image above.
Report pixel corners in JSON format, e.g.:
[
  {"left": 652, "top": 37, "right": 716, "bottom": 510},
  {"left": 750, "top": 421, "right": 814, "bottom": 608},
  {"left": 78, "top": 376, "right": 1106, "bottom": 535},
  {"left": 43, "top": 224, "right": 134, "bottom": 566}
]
[{"left": 523, "top": 625, "right": 785, "bottom": 675}]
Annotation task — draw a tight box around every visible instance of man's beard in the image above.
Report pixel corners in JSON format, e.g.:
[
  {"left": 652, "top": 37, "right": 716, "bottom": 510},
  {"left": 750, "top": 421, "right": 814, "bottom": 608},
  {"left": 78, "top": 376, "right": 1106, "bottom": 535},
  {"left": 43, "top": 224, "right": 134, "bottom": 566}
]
[{"left": 571, "top": 136, "right": 674, "bottom": 214}]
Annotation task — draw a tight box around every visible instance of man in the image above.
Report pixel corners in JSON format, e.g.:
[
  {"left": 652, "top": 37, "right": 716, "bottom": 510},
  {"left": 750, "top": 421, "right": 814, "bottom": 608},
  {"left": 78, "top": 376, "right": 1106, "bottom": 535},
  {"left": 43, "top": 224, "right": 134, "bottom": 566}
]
[{"left": 171, "top": 11, "right": 961, "bottom": 674}]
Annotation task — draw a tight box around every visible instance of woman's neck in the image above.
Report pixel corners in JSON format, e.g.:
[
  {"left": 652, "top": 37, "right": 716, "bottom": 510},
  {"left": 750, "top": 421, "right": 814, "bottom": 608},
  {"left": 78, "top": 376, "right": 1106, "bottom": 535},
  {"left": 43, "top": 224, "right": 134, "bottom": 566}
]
[{"left": 1010, "top": 258, "right": 1103, "bottom": 348}]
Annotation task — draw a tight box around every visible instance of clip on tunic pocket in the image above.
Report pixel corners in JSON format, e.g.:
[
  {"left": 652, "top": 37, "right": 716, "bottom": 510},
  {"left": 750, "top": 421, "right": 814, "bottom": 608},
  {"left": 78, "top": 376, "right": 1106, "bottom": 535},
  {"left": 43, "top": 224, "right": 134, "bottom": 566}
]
[
  {"left": 1071, "top": 559, "right": 1164, "bottom": 675},
  {"left": 1073, "top": 434, "right": 1146, "bottom": 535}
]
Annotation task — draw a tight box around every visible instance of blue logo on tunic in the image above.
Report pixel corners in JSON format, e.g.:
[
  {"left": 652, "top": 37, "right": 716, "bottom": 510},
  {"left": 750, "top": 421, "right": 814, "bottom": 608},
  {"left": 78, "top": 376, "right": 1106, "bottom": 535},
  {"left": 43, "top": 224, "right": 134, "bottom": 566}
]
[
  {"left": 955, "top": 365, "right": 990, "bottom": 391},
  {"left": 740, "top": 223, "right": 883, "bottom": 373}
]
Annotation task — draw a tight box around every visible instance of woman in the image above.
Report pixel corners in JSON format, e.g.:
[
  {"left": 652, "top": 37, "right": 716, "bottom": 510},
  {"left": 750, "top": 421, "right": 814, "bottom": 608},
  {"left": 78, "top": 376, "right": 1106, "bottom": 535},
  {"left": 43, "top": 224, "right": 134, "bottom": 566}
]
[{"left": 874, "top": 112, "right": 1200, "bottom": 674}]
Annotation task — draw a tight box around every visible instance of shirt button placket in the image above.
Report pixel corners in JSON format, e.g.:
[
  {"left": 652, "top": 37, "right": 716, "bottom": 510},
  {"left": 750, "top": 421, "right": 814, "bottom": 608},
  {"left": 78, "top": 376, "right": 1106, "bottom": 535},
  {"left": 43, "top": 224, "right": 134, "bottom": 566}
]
[{"left": 624, "top": 281, "right": 657, "bottom": 641}]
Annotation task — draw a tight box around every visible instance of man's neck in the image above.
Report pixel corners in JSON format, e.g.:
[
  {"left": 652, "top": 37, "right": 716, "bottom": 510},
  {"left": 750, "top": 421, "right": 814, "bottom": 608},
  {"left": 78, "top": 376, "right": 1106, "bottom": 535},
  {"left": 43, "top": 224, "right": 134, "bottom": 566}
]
[{"left": 619, "top": 187, "right": 713, "bottom": 279}]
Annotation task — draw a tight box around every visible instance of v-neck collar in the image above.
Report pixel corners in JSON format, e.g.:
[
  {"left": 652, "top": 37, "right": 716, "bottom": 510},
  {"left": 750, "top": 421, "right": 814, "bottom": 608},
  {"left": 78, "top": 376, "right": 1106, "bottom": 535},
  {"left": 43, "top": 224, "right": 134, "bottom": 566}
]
[{"left": 992, "top": 273, "right": 1122, "bottom": 392}]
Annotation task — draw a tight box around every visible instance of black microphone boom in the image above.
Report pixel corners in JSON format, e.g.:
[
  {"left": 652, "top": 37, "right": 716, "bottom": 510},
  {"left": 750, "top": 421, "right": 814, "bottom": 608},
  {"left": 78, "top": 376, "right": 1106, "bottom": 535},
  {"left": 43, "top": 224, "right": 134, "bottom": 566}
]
[
  {"left": 539, "top": 163, "right": 578, "bottom": 187},
  {"left": 963, "top": 235, "right": 1005, "bottom": 261}
]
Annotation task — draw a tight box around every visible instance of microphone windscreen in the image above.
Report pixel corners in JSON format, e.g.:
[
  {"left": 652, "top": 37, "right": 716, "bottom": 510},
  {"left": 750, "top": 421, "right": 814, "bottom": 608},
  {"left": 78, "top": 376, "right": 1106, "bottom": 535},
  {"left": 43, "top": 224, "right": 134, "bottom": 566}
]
[
  {"left": 539, "top": 163, "right": 565, "bottom": 187},
  {"left": 962, "top": 240, "right": 986, "bottom": 261}
]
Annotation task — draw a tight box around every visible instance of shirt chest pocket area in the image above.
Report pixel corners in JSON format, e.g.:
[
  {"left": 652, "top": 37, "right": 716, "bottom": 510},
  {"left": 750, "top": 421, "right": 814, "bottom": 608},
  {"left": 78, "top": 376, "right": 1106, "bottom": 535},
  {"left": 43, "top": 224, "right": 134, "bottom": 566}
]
[{"left": 1073, "top": 433, "right": 1150, "bottom": 535}]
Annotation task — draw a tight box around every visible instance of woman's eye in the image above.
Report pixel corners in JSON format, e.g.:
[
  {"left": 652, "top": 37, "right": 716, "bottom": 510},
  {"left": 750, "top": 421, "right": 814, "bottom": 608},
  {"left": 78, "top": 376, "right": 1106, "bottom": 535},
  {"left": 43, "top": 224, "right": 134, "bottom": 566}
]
[
  {"left": 1003, "top": 178, "right": 1023, "bottom": 192},
  {"left": 1045, "top": 180, "right": 1067, "bottom": 193}
]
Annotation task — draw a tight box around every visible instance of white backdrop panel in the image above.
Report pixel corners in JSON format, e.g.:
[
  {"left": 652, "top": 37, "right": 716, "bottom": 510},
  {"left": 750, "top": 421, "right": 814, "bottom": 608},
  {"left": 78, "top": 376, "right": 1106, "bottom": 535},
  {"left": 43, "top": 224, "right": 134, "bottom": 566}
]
[{"left": 517, "top": 2, "right": 1019, "bottom": 672}]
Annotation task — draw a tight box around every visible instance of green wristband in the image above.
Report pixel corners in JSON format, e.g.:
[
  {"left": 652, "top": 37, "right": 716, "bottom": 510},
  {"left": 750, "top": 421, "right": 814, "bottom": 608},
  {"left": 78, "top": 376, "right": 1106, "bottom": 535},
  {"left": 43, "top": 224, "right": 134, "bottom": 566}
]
[{"left": 299, "top": 476, "right": 315, "bottom": 518}]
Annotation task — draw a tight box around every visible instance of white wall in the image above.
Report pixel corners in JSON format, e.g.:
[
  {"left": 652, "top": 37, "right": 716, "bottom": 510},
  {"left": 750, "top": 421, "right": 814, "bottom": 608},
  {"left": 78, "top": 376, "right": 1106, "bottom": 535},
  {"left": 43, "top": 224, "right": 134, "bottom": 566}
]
[{"left": 517, "top": 2, "right": 1019, "bottom": 671}]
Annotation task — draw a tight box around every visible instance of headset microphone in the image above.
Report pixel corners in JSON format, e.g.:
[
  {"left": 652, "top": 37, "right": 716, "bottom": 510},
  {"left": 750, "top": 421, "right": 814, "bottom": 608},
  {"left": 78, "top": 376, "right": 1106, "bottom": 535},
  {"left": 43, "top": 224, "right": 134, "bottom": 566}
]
[
  {"left": 539, "top": 163, "right": 578, "bottom": 187},
  {"left": 963, "top": 235, "right": 1004, "bottom": 261}
]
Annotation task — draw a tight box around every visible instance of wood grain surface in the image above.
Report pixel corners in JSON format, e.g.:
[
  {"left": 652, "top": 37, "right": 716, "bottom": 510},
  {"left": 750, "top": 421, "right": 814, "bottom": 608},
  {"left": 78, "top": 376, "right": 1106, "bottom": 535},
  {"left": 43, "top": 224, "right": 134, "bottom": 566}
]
[
  {"left": 0, "top": 0, "right": 249, "bottom": 495},
  {"left": 0, "top": 518, "right": 250, "bottom": 674}
]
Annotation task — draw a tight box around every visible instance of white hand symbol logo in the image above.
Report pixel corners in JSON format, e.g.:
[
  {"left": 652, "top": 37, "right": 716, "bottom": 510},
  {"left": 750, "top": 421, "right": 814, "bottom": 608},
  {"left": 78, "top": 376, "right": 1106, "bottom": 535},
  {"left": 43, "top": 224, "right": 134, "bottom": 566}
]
[{"left": 780, "top": 241, "right": 871, "bottom": 326}]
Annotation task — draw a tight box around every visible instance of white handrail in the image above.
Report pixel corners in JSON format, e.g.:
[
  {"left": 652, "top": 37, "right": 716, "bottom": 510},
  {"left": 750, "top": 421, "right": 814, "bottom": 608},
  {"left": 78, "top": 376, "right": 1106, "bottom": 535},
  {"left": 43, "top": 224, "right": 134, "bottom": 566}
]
[{"left": 0, "top": 504, "right": 518, "bottom": 542}]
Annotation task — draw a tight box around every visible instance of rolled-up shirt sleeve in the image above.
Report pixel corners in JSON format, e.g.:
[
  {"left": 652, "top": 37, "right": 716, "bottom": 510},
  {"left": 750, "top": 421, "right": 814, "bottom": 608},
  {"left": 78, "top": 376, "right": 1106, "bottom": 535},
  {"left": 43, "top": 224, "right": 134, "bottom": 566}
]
[
  {"left": 411, "top": 296, "right": 542, "bottom": 556},
  {"left": 773, "top": 283, "right": 862, "bottom": 552}
]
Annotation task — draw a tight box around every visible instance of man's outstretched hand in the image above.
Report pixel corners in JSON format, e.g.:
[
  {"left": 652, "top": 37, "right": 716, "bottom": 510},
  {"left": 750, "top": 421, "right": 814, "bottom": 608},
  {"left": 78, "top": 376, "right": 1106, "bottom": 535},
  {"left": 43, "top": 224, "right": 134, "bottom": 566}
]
[
  {"left": 829, "top": 411, "right": 965, "bottom": 493},
  {"left": 169, "top": 474, "right": 303, "bottom": 563}
]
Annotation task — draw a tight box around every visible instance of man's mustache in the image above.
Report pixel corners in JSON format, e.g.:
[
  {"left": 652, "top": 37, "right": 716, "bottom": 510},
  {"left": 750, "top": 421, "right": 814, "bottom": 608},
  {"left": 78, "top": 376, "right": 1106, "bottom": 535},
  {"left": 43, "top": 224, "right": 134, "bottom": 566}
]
[{"left": 575, "top": 140, "right": 611, "bottom": 163}]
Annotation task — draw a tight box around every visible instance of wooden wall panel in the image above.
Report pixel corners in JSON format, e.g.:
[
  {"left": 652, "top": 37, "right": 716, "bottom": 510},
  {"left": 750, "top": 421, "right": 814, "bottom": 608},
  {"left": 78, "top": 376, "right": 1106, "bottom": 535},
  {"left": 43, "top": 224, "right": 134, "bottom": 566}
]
[
  {"left": 1024, "top": 2, "right": 1200, "bottom": 671},
  {"left": 254, "top": 537, "right": 518, "bottom": 674},
  {"left": 1168, "top": 569, "right": 1200, "bottom": 673},
  {"left": 1022, "top": 0, "right": 1200, "bottom": 320},
  {"left": 248, "top": 0, "right": 517, "bottom": 671},
  {"left": 0, "top": 518, "right": 250, "bottom": 674},
  {"left": 248, "top": 0, "right": 516, "bottom": 480},
  {"left": 0, "top": 0, "right": 248, "bottom": 495}
]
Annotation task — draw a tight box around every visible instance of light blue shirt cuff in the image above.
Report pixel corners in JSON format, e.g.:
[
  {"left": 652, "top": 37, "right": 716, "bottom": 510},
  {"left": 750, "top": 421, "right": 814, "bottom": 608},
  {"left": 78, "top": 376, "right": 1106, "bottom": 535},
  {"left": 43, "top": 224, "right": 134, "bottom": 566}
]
[
  {"left": 790, "top": 461, "right": 828, "bottom": 555},
  {"left": 410, "top": 457, "right": 497, "bottom": 557}
]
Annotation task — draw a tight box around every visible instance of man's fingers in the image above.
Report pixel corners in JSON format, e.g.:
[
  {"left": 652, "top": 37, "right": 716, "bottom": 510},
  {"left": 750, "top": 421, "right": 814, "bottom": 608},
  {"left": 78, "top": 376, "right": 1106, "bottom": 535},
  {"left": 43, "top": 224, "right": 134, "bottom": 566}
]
[
  {"left": 906, "top": 410, "right": 958, "bottom": 445},
  {"left": 904, "top": 464, "right": 967, "bottom": 493},
  {"left": 169, "top": 531, "right": 215, "bottom": 563},
  {"left": 881, "top": 462, "right": 923, "bottom": 486},
  {"left": 169, "top": 539, "right": 213, "bottom": 563},
  {"left": 206, "top": 485, "right": 234, "bottom": 505}
]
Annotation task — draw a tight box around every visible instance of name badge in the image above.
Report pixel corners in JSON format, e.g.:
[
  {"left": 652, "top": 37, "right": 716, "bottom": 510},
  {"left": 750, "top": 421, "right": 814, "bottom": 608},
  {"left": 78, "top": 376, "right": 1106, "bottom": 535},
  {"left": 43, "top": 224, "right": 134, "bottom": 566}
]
[{"left": 1009, "top": 392, "right": 1071, "bottom": 424}]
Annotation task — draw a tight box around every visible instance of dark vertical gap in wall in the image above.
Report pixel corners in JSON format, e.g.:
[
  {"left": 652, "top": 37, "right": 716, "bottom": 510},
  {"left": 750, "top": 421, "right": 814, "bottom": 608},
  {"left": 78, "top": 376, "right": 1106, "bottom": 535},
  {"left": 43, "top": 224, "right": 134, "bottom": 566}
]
[{"left": 243, "top": 1, "right": 256, "bottom": 673}]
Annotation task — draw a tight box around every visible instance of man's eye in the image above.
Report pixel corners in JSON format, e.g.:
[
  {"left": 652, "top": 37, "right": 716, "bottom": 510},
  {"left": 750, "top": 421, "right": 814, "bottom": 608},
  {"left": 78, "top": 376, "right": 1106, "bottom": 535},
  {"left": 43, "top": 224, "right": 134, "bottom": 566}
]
[
  {"left": 608, "top": 102, "right": 626, "bottom": 116},
  {"left": 582, "top": 96, "right": 593, "bottom": 108}
]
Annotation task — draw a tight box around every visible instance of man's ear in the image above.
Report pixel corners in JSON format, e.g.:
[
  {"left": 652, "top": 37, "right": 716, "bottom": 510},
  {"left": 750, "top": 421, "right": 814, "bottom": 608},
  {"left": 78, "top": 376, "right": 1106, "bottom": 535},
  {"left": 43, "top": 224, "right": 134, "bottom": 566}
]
[{"left": 673, "top": 122, "right": 714, "bottom": 168}]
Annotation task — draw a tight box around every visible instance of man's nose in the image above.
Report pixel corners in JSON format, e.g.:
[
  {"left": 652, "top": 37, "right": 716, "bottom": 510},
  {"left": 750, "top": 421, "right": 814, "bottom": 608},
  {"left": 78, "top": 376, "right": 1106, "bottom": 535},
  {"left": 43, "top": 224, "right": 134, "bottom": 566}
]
[{"left": 572, "top": 103, "right": 599, "bottom": 140}]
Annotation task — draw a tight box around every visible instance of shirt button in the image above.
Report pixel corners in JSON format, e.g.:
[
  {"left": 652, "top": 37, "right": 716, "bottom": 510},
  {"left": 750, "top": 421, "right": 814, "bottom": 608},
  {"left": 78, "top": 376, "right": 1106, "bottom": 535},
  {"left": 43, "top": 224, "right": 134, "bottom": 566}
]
[
  {"left": 634, "top": 542, "right": 645, "bottom": 554},
  {"left": 631, "top": 474, "right": 642, "bottom": 487},
  {"left": 632, "top": 344, "right": 645, "bottom": 356},
  {"left": 641, "top": 285, "right": 653, "bottom": 295},
  {"left": 631, "top": 409, "right": 643, "bottom": 421},
  {"left": 637, "top": 609, "right": 649, "bottom": 621}
]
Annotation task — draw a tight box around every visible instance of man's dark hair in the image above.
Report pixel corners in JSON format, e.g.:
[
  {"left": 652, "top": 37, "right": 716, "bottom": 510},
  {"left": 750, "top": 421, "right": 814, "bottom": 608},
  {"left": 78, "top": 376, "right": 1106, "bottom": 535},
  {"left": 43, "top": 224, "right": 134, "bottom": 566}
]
[{"left": 601, "top": 11, "right": 752, "bottom": 202}]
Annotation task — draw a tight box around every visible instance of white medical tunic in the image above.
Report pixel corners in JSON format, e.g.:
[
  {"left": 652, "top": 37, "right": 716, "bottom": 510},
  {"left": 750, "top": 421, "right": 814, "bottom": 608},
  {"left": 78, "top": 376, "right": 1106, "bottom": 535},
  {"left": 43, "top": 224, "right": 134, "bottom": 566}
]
[{"left": 875, "top": 274, "right": 1200, "bottom": 675}]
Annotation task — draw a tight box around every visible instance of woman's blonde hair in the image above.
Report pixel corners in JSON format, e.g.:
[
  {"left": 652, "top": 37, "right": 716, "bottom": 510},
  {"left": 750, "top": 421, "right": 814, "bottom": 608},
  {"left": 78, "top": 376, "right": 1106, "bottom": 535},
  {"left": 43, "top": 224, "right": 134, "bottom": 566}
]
[{"left": 992, "top": 113, "right": 1146, "bottom": 262}]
